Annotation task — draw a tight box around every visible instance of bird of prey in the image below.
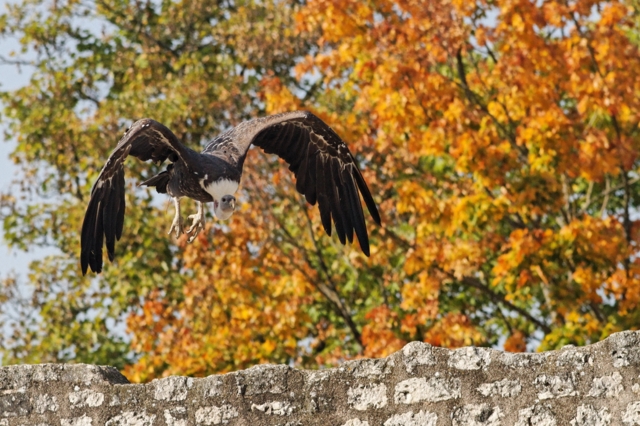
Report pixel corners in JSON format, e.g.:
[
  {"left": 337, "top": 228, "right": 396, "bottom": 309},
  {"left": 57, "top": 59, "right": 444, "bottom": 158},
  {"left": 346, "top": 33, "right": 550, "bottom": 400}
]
[{"left": 80, "top": 111, "right": 381, "bottom": 275}]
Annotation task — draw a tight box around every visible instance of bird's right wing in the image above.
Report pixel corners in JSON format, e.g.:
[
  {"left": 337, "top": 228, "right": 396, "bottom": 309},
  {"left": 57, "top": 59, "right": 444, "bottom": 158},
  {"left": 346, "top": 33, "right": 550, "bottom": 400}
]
[
  {"left": 204, "top": 111, "right": 381, "bottom": 256},
  {"left": 80, "top": 119, "right": 192, "bottom": 275}
]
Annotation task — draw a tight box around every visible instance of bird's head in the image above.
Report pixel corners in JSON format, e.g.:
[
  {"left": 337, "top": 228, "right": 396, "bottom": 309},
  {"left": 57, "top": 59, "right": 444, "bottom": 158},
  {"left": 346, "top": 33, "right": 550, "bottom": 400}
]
[{"left": 214, "top": 195, "right": 236, "bottom": 220}]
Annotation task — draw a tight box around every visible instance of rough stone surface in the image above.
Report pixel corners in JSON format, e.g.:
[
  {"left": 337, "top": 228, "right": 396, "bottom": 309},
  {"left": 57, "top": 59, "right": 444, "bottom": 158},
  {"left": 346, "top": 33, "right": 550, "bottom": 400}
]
[{"left": 2, "top": 332, "right": 640, "bottom": 425}]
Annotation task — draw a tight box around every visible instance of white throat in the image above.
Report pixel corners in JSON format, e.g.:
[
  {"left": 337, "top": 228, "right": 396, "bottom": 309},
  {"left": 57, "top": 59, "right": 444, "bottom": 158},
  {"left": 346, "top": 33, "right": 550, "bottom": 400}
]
[{"left": 201, "top": 178, "right": 239, "bottom": 200}]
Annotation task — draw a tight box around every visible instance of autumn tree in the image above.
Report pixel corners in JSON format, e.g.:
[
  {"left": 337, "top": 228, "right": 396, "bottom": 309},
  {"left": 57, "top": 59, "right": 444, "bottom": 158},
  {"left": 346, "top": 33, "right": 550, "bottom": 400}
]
[
  {"left": 2, "top": 0, "right": 640, "bottom": 381},
  {"left": 0, "top": 0, "right": 318, "bottom": 370},
  {"left": 123, "top": 0, "right": 640, "bottom": 380},
  {"left": 267, "top": 0, "right": 640, "bottom": 354}
]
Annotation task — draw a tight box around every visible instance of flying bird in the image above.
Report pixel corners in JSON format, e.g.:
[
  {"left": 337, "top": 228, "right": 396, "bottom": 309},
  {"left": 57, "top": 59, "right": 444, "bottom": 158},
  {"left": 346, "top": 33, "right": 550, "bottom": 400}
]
[{"left": 80, "top": 111, "right": 381, "bottom": 275}]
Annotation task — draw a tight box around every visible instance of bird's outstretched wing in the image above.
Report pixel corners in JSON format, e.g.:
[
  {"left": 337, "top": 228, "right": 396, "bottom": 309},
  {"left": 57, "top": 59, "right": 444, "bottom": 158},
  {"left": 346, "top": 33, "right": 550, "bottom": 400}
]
[
  {"left": 80, "top": 119, "right": 192, "bottom": 275},
  {"left": 204, "top": 110, "right": 381, "bottom": 256}
]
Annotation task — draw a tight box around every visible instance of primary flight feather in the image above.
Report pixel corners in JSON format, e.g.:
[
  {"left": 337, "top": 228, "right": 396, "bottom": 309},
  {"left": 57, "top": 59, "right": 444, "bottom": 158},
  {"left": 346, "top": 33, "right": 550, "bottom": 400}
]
[{"left": 80, "top": 111, "right": 381, "bottom": 274}]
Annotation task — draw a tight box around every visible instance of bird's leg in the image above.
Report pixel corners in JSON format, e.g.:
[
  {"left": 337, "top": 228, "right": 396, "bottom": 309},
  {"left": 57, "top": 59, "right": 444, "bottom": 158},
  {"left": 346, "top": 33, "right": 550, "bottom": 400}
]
[
  {"left": 186, "top": 201, "right": 206, "bottom": 243},
  {"left": 168, "top": 197, "right": 184, "bottom": 238}
]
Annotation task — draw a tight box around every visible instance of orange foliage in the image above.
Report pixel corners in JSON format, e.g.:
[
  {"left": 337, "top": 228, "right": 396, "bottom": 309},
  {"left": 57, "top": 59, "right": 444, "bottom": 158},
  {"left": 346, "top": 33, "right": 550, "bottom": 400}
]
[
  {"left": 361, "top": 306, "right": 406, "bottom": 358},
  {"left": 263, "top": 0, "right": 640, "bottom": 356},
  {"left": 504, "top": 331, "right": 527, "bottom": 353},
  {"left": 120, "top": 0, "right": 640, "bottom": 378}
]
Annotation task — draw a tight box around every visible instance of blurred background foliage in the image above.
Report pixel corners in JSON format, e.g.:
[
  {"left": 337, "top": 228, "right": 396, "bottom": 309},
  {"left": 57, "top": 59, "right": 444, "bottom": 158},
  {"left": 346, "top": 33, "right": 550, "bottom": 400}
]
[{"left": 1, "top": 0, "right": 640, "bottom": 382}]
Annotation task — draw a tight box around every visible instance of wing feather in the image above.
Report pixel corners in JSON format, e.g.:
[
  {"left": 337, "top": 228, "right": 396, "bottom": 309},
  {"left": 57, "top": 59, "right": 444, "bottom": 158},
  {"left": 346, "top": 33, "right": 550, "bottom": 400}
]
[
  {"left": 116, "top": 174, "right": 126, "bottom": 241},
  {"left": 342, "top": 167, "right": 368, "bottom": 254},
  {"left": 81, "top": 196, "right": 105, "bottom": 275},
  {"left": 316, "top": 156, "right": 333, "bottom": 236},
  {"left": 103, "top": 174, "right": 120, "bottom": 261},
  {"left": 333, "top": 160, "right": 354, "bottom": 244},
  {"left": 280, "top": 122, "right": 297, "bottom": 155},
  {"left": 304, "top": 150, "right": 319, "bottom": 206},
  {"left": 239, "top": 111, "right": 380, "bottom": 255},
  {"left": 287, "top": 127, "right": 306, "bottom": 169},
  {"left": 352, "top": 162, "right": 381, "bottom": 226},
  {"left": 327, "top": 158, "right": 347, "bottom": 245},
  {"left": 80, "top": 119, "right": 193, "bottom": 274},
  {"left": 294, "top": 134, "right": 312, "bottom": 194}
]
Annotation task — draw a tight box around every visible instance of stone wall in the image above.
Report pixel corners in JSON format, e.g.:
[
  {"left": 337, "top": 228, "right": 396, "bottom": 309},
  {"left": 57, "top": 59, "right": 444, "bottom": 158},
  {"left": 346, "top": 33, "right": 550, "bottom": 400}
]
[{"left": 2, "top": 331, "right": 640, "bottom": 425}]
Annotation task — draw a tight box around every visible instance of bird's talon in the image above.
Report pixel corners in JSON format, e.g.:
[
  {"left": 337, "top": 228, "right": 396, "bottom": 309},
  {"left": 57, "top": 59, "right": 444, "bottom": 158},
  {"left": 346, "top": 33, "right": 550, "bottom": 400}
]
[
  {"left": 185, "top": 212, "right": 205, "bottom": 241},
  {"left": 168, "top": 216, "right": 184, "bottom": 238}
]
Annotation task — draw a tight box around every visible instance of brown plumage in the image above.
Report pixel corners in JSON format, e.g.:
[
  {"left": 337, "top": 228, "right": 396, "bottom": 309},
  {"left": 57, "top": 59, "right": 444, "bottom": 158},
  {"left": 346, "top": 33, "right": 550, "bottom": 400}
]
[{"left": 81, "top": 111, "right": 381, "bottom": 275}]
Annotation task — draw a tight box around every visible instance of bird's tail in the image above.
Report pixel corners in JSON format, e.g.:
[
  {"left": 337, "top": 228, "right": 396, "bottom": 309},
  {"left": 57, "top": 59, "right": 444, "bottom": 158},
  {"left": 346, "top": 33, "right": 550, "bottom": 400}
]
[{"left": 140, "top": 171, "right": 170, "bottom": 194}]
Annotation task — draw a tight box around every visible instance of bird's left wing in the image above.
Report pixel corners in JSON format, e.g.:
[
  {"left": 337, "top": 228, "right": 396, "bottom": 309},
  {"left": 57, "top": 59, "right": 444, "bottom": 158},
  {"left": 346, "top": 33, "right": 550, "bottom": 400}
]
[
  {"left": 81, "top": 119, "right": 193, "bottom": 275},
  {"left": 205, "top": 111, "right": 381, "bottom": 256}
]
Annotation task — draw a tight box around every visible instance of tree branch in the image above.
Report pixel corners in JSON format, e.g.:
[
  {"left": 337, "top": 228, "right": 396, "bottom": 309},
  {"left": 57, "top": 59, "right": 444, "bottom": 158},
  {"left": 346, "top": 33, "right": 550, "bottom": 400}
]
[
  {"left": 301, "top": 204, "right": 362, "bottom": 348},
  {"left": 561, "top": 175, "right": 574, "bottom": 223},
  {"left": 579, "top": 175, "right": 640, "bottom": 215},
  {"left": 533, "top": 265, "right": 557, "bottom": 325},
  {"left": 600, "top": 176, "right": 611, "bottom": 218},
  {"left": 246, "top": 172, "right": 362, "bottom": 348},
  {"left": 455, "top": 48, "right": 528, "bottom": 161},
  {"left": 0, "top": 55, "right": 34, "bottom": 67},
  {"left": 440, "top": 268, "right": 552, "bottom": 334},
  {"left": 96, "top": 0, "right": 181, "bottom": 59},
  {"left": 622, "top": 169, "right": 632, "bottom": 277}
]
